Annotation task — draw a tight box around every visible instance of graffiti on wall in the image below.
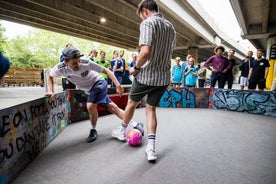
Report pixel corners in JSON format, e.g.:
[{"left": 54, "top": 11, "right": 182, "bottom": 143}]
[
  {"left": 210, "top": 89, "right": 276, "bottom": 117},
  {"left": 159, "top": 88, "right": 210, "bottom": 108},
  {"left": 0, "top": 92, "right": 69, "bottom": 184}
]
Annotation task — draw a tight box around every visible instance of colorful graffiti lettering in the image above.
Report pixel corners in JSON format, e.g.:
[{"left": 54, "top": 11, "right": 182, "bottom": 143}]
[
  {"left": 0, "top": 92, "right": 69, "bottom": 184},
  {"left": 210, "top": 89, "right": 276, "bottom": 116}
]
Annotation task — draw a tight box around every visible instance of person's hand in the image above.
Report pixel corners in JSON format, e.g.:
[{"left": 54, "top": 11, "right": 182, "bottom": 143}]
[
  {"left": 45, "top": 92, "right": 56, "bottom": 101},
  {"left": 129, "top": 67, "right": 139, "bottom": 76},
  {"left": 221, "top": 69, "right": 227, "bottom": 74},
  {"left": 116, "top": 85, "right": 124, "bottom": 97},
  {"left": 212, "top": 68, "right": 218, "bottom": 73}
]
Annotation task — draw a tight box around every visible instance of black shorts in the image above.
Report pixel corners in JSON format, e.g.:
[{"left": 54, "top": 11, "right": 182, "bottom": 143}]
[
  {"left": 248, "top": 79, "right": 266, "bottom": 90},
  {"left": 130, "top": 78, "right": 168, "bottom": 106}
]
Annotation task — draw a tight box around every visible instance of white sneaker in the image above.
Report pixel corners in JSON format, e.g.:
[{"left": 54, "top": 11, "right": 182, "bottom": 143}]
[
  {"left": 145, "top": 148, "right": 157, "bottom": 161},
  {"left": 111, "top": 126, "right": 126, "bottom": 141}
]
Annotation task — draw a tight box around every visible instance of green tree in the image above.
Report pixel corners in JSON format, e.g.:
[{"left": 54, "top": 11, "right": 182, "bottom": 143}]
[
  {"left": 0, "top": 22, "right": 7, "bottom": 53},
  {"left": 3, "top": 24, "right": 133, "bottom": 68}
]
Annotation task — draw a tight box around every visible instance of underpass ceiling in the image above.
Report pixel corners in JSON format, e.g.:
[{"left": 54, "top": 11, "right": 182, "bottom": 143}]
[
  {"left": 230, "top": 0, "right": 276, "bottom": 51},
  {"left": 0, "top": 0, "right": 241, "bottom": 62}
]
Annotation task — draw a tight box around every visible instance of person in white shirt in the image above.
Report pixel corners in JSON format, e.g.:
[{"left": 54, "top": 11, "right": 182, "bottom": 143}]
[{"left": 46, "top": 47, "right": 141, "bottom": 143}]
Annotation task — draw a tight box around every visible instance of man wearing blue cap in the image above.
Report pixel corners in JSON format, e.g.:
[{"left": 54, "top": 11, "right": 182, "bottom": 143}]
[
  {"left": 46, "top": 46, "right": 143, "bottom": 143},
  {"left": 0, "top": 52, "right": 10, "bottom": 83}
]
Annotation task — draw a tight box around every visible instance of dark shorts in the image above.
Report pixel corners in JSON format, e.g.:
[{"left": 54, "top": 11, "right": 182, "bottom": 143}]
[
  {"left": 130, "top": 78, "right": 168, "bottom": 106},
  {"left": 248, "top": 79, "right": 266, "bottom": 90},
  {"left": 87, "top": 80, "right": 112, "bottom": 106}
]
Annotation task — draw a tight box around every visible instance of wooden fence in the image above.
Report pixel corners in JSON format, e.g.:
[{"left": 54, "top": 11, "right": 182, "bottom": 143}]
[{"left": 1, "top": 67, "right": 43, "bottom": 87}]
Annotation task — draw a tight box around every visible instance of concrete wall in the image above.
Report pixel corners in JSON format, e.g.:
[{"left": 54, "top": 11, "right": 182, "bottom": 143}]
[
  {"left": 1, "top": 88, "right": 275, "bottom": 183},
  {"left": 159, "top": 87, "right": 276, "bottom": 117},
  {"left": 0, "top": 92, "right": 69, "bottom": 184}
]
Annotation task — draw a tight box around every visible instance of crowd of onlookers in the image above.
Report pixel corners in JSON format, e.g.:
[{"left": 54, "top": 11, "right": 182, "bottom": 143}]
[
  {"left": 171, "top": 45, "right": 275, "bottom": 91},
  {"left": 2, "top": 43, "right": 275, "bottom": 92}
]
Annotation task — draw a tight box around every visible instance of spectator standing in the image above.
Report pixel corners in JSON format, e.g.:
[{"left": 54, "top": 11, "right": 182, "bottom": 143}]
[
  {"left": 171, "top": 57, "right": 183, "bottom": 87},
  {"left": 110, "top": 50, "right": 124, "bottom": 87},
  {"left": 204, "top": 45, "right": 231, "bottom": 88},
  {"left": 87, "top": 49, "right": 98, "bottom": 62},
  {"left": 128, "top": 53, "right": 137, "bottom": 82},
  {"left": 184, "top": 57, "right": 198, "bottom": 87},
  {"left": 197, "top": 62, "right": 207, "bottom": 88},
  {"left": 248, "top": 49, "right": 270, "bottom": 91},
  {"left": 181, "top": 54, "right": 191, "bottom": 87},
  {"left": 97, "top": 50, "right": 109, "bottom": 82},
  {"left": 239, "top": 51, "right": 254, "bottom": 90},
  {"left": 119, "top": 50, "right": 126, "bottom": 74},
  {"left": 111, "top": 0, "right": 176, "bottom": 162},
  {"left": 225, "top": 49, "right": 236, "bottom": 89}
]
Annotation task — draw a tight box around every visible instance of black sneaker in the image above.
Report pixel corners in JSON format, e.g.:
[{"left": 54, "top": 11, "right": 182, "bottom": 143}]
[
  {"left": 134, "top": 123, "right": 144, "bottom": 136},
  {"left": 87, "top": 129, "right": 98, "bottom": 143}
]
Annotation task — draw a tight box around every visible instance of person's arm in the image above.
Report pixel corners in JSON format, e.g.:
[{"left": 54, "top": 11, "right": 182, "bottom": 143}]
[
  {"left": 45, "top": 74, "right": 55, "bottom": 97},
  {"left": 264, "top": 67, "right": 269, "bottom": 79},
  {"left": 222, "top": 58, "right": 231, "bottom": 73},
  {"left": 103, "top": 68, "right": 124, "bottom": 96},
  {"left": 204, "top": 57, "right": 213, "bottom": 71},
  {"left": 129, "top": 45, "right": 151, "bottom": 76},
  {"left": 248, "top": 68, "right": 253, "bottom": 80}
]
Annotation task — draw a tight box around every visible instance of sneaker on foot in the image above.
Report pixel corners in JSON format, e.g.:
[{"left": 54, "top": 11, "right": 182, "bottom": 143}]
[
  {"left": 87, "top": 129, "right": 98, "bottom": 143},
  {"left": 111, "top": 127, "right": 126, "bottom": 141},
  {"left": 134, "top": 122, "right": 144, "bottom": 136},
  {"left": 145, "top": 148, "right": 157, "bottom": 161}
]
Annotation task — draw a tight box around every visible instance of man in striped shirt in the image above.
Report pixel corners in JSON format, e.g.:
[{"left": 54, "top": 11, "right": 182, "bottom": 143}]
[{"left": 112, "top": 0, "right": 176, "bottom": 162}]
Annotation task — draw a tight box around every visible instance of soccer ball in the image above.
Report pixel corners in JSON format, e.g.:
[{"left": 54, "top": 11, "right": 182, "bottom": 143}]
[{"left": 126, "top": 129, "right": 142, "bottom": 146}]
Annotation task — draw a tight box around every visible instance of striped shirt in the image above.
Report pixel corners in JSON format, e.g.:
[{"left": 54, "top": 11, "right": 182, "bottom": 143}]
[{"left": 136, "top": 13, "right": 176, "bottom": 86}]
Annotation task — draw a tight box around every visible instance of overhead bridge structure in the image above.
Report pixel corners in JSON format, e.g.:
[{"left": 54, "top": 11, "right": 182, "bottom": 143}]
[{"left": 0, "top": 0, "right": 250, "bottom": 62}]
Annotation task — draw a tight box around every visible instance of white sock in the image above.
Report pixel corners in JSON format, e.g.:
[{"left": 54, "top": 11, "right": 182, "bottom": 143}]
[
  {"left": 92, "top": 125, "right": 96, "bottom": 129},
  {"left": 147, "top": 134, "right": 156, "bottom": 150},
  {"left": 120, "top": 122, "right": 128, "bottom": 132}
]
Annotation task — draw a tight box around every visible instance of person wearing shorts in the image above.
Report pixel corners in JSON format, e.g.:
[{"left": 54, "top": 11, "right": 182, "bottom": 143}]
[
  {"left": 248, "top": 49, "right": 270, "bottom": 91},
  {"left": 239, "top": 51, "right": 254, "bottom": 90},
  {"left": 46, "top": 46, "right": 140, "bottom": 143},
  {"left": 111, "top": 0, "right": 176, "bottom": 162}
]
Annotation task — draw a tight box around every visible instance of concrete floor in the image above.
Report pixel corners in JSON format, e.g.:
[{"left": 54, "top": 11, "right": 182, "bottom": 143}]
[{"left": 11, "top": 108, "right": 276, "bottom": 184}]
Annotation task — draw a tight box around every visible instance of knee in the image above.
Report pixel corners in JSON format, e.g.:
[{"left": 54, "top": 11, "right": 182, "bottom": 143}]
[
  {"left": 87, "top": 103, "right": 97, "bottom": 113},
  {"left": 107, "top": 103, "right": 119, "bottom": 112},
  {"left": 146, "top": 104, "right": 156, "bottom": 112}
]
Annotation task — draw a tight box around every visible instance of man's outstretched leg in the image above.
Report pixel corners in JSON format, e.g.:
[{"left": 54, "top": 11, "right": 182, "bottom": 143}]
[
  {"left": 86, "top": 103, "right": 98, "bottom": 143},
  {"left": 111, "top": 99, "right": 141, "bottom": 141}
]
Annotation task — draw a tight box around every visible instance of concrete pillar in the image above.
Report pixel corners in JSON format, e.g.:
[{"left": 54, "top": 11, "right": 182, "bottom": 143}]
[
  {"left": 266, "top": 35, "right": 276, "bottom": 89},
  {"left": 267, "top": 35, "right": 276, "bottom": 59},
  {"left": 187, "top": 46, "right": 199, "bottom": 64}
]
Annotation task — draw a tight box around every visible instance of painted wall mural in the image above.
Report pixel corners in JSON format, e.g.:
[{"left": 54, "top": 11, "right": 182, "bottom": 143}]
[
  {"left": 0, "top": 92, "right": 69, "bottom": 184},
  {"left": 67, "top": 90, "right": 129, "bottom": 122},
  {"left": 1, "top": 88, "right": 275, "bottom": 183},
  {"left": 210, "top": 88, "right": 276, "bottom": 117},
  {"left": 159, "top": 87, "right": 210, "bottom": 108}
]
